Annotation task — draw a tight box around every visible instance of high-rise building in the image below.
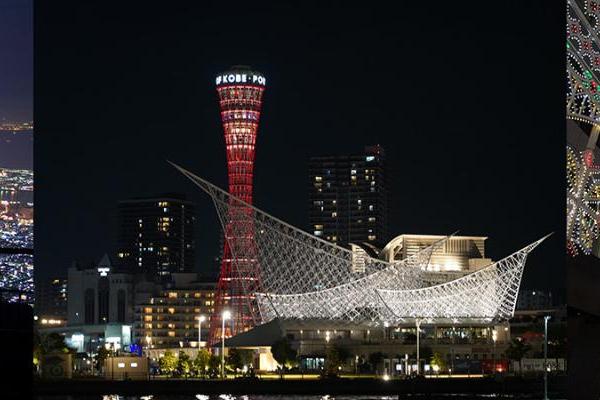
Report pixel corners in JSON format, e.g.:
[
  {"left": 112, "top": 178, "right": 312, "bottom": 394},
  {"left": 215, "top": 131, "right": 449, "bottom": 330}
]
[
  {"left": 211, "top": 66, "right": 266, "bottom": 344},
  {"left": 308, "top": 145, "right": 389, "bottom": 247},
  {"left": 116, "top": 194, "right": 195, "bottom": 280},
  {"left": 35, "top": 277, "right": 67, "bottom": 324}
]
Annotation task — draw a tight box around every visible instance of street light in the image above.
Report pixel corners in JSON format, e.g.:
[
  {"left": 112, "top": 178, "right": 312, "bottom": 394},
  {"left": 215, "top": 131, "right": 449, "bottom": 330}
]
[
  {"left": 198, "top": 315, "right": 206, "bottom": 348},
  {"left": 145, "top": 335, "right": 152, "bottom": 358},
  {"left": 221, "top": 310, "right": 231, "bottom": 379},
  {"left": 544, "top": 315, "right": 551, "bottom": 400},
  {"left": 415, "top": 319, "right": 422, "bottom": 375},
  {"left": 492, "top": 328, "right": 497, "bottom": 373}
]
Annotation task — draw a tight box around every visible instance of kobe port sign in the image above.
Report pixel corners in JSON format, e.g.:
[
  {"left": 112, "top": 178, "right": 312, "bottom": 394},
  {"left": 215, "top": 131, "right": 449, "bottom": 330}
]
[{"left": 216, "top": 73, "right": 266, "bottom": 86}]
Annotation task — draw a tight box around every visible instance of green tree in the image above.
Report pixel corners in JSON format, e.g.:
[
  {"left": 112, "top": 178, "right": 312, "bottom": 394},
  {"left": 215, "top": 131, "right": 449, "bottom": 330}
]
[
  {"left": 227, "top": 348, "right": 254, "bottom": 374},
  {"left": 505, "top": 338, "right": 531, "bottom": 375},
  {"left": 208, "top": 354, "right": 221, "bottom": 378},
  {"left": 325, "top": 345, "right": 351, "bottom": 374},
  {"left": 368, "top": 352, "right": 386, "bottom": 373},
  {"left": 159, "top": 350, "right": 178, "bottom": 376},
  {"left": 176, "top": 351, "right": 192, "bottom": 377},
  {"left": 271, "top": 338, "right": 297, "bottom": 372},
  {"left": 193, "top": 348, "right": 211, "bottom": 377},
  {"left": 94, "top": 346, "right": 110, "bottom": 372},
  {"left": 41, "top": 333, "right": 71, "bottom": 353},
  {"left": 430, "top": 352, "right": 446, "bottom": 373}
]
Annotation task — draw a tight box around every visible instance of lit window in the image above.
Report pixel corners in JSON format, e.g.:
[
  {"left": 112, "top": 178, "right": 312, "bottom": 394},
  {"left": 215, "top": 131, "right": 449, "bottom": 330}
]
[
  {"left": 369, "top": 205, "right": 374, "bottom": 211},
  {"left": 332, "top": 212, "right": 337, "bottom": 217},
  {"left": 144, "top": 308, "right": 152, "bottom": 313},
  {"left": 168, "top": 331, "right": 175, "bottom": 337},
  {"left": 168, "top": 292, "right": 178, "bottom": 298},
  {"left": 314, "top": 224, "right": 324, "bottom": 230},
  {"left": 314, "top": 231, "right": 322, "bottom": 236},
  {"left": 366, "top": 156, "right": 375, "bottom": 162},
  {"left": 130, "top": 363, "right": 138, "bottom": 368},
  {"left": 168, "top": 308, "right": 175, "bottom": 314},
  {"left": 351, "top": 169, "right": 357, "bottom": 175},
  {"left": 368, "top": 235, "right": 376, "bottom": 241},
  {"left": 144, "top": 316, "right": 152, "bottom": 322},
  {"left": 315, "top": 176, "right": 322, "bottom": 182},
  {"left": 118, "top": 363, "right": 125, "bottom": 368}
]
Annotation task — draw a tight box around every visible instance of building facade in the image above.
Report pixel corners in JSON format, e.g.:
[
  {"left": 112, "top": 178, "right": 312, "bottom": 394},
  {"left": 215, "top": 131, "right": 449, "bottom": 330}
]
[
  {"left": 308, "top": 145, "right": 388, "bottom": 247},
  {"left": 35, "top": 277, "right": 68, "bottom": 325},
  {"left": 67, "top": 255, "right": 135, "bottom": 326},
  {"left": 116, "top": 194, "right": 195, "bottom": 280},
  {"left": 134, "top": 274, "right": 215, "bottom": 349}
]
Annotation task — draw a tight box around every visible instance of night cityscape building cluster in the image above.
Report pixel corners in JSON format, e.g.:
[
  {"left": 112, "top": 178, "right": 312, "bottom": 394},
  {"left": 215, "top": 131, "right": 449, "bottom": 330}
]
[
  {"left": 0, "top": 167, "right": 33, "bottom": 304},
  {"left": 29, "top": 65, "right": 565, "bottom": 386}
]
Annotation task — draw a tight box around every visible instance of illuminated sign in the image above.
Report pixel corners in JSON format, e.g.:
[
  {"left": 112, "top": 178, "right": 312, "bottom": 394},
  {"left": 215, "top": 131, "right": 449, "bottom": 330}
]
[{"left": 216, "top": 73, "right": 266, "bottom": 86}]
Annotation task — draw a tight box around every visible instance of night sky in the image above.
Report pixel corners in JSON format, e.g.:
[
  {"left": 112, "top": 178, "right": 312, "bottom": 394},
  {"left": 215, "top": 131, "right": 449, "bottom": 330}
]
[
  {"left": 35, "top": 2, "right": 565, "bottom": 292},
  {"left": 0, "top": 0, "right": 32, "bottom": 121}
]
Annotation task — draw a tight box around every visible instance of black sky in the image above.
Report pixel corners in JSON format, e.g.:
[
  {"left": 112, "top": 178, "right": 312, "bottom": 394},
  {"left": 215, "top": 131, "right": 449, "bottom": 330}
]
[
  {"left": 35, "top": 1, "right": 565, "bottom": 291},
  {"left": 0, "top": 0, "right": 32, "bottom": 121}
]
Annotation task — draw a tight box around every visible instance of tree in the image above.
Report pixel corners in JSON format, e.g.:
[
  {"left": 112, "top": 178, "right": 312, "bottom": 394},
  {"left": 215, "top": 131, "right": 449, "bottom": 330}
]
[
  {"left": 193, "top": 349, "right": 211, "bottom": 377},
  {"left": 506, "top": 338, "right": 531, "bottom": 375},
  {"left": 41, "top": 333, "right": 71, "bottom": 354},
  {"left": 158, "top": 350, "right": 177, "bottom": 376},
  {"left": 430, "top": 352, "right": 446, "bottom": 374},
  {"left": 208, "top": 354, "right": 221, "bottom": 378},
  {"left": 368, "top": 352, "right": 386, "bottom": 373},
  {"left": 94, "top": 346, "right": 110, "bottom": 372},
  {"left": 325, "top": 345, "right": 351, "bottom": 374},
  {"left": 176, "top": 351, "right": 192, "bottom": 377},
  {"left": 271, "top": 338, "right": 297, "bottom": 373},
  {"left": 227, "top": 348, "right": 254, "bottom": 374}
]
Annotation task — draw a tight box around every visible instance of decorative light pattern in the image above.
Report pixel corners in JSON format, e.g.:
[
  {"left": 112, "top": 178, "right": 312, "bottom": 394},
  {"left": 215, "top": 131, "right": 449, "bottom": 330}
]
[
  {"left": 567, "top": 146, "right": 600, "bottom": 255},
  {"left": 566, "top": 1, "right": 600, "bottom": 256},
  {"left": 567, "top": 0, "right": 600, "bottom": 125},
  {"left": 172, "top": 163, "right": 547, "bottom": 326}
]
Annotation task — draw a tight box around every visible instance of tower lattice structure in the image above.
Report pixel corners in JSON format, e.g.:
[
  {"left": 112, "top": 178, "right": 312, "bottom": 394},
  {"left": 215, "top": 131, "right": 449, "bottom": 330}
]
[{"left": 209, "top": 66, "right": 266, "bottom": 345}]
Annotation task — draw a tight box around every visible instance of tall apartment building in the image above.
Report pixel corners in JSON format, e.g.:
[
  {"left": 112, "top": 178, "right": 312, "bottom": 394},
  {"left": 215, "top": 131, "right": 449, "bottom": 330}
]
[
  {"left": 308, "top": 145, "right": 388, "bottom": 247},
  {"left": 116, "top": 194, "right": 195, "bottom": 280}
]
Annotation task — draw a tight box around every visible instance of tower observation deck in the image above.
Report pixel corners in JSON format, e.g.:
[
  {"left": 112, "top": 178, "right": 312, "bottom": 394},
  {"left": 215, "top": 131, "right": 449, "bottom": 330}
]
[{"left": 210, "top": 66, "right": 266, "bottom": 344}]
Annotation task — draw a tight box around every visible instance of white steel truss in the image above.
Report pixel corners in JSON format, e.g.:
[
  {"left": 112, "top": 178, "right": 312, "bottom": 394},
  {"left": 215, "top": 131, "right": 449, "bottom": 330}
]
[{"left": 172, "top": 162, "right": 547, "bottom": 325}]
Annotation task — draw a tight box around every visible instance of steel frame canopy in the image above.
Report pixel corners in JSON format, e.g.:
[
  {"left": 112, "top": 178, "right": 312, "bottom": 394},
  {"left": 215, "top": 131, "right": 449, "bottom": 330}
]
[{"left": 171, "top": 162, "right": 547, "bottom": 326}]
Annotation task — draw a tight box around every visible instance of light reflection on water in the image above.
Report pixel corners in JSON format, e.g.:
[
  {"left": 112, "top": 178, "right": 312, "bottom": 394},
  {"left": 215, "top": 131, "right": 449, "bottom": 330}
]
[{"left": 33, "top": 395, "right": 539, "bottom": 400}]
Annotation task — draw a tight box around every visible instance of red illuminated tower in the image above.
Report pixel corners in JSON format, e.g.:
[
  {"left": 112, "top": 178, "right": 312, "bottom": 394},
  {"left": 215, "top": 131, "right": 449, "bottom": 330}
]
[{"left": 209, "top": 66, "right": 266, "bottom": 345}]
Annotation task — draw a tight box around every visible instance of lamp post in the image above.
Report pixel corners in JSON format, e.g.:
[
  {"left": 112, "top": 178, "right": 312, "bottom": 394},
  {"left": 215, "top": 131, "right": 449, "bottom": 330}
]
[
  {"left": 415, "top": 319, "right": 421, "bottom": 375},
  {"left": 221, "top": 310, "right": 231, "bottom": 379},
  {"left": 492, "top": 328, "right": 497, "bottom": 374},
  {"left": 198, "top": 315, "right": 206, "bottom": 349},
  {"left": 544, "top": 315, "right": 551, "bottom": 400}
]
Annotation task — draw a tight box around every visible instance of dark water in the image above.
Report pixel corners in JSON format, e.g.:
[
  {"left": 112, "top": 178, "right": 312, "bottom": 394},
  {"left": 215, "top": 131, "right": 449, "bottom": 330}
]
[
  {"left": 33, "top": 395, "right": 558, "bottom": 400},
  {"left": 0, "top": 131, "right": 33, "bottom": 169}
]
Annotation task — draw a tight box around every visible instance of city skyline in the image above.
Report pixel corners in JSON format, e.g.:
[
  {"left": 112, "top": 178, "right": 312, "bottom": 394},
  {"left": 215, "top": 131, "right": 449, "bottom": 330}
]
[{"left": 35, "top": 2, "right": 564, "bottom": 294}]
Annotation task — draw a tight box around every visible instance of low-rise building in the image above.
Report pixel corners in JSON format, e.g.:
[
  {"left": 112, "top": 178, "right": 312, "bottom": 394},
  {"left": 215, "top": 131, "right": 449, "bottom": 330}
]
[{"left": 134, "top": 274, "right": 216, "bottom": 349}]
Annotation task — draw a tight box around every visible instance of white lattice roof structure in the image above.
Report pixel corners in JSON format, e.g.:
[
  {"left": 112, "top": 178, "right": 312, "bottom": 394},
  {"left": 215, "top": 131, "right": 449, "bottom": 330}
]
[{"left": 172, "top": 162, "right": 548, "bottom": 327}]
